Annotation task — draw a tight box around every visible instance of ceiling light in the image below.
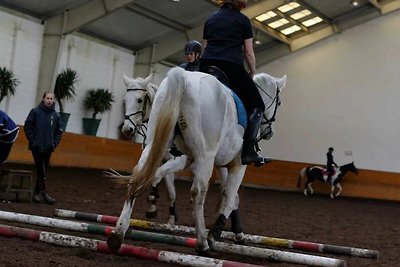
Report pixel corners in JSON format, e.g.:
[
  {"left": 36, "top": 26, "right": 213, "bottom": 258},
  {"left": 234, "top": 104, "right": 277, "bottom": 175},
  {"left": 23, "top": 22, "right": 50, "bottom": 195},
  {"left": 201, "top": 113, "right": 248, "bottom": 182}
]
[
  {"left": 255, "top": 11, "right": 277, "bottom": 22},
  {"left": 278, "top": 2, "right": 300, "bottom": 13},
  {"left": 268, "top": 18, "right": 289, "bottom": 29},
  {"left": 291, "top": 9, "right": 311, "bottom": 20},
  {"left": 281, "top": 25, "right": 301, "bottom": 35},
  {"left": 302, "top": 16, "right": 323, "bottom": 27},
  {"left": 350, "top": 0, "right": 359, "bottom": 6}
]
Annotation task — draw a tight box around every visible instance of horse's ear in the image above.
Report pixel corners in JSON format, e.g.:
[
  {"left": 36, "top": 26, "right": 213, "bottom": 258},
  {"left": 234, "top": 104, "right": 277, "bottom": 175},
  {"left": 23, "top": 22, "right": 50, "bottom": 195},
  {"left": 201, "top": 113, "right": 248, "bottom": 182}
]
[
  {"left": 122, "top": 73, "right": 131, "bottom": 87},
  {"left": 277, "top": 75, "right": 287, "bottom": 92},
  {"left": 147, "top": 84, "right": 158, "bottom": 100},
  {"left": 143, "top": 73, "right": 154, "bottom": 85}
]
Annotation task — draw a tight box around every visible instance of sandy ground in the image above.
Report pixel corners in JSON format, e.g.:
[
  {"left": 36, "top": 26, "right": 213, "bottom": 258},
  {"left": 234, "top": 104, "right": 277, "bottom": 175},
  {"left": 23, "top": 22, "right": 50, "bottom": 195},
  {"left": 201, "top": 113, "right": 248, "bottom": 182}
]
[{"left": 0, "top": 163, "right": 398, "bottom": 266}]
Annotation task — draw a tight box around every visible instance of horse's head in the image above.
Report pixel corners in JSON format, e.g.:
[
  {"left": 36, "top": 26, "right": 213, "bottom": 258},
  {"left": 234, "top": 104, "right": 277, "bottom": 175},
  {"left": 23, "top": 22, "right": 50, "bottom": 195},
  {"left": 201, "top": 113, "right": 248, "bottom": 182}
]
[
  {"left": 348, "top": 162, "right": 360, "bottom": 174},
  {"left": 122, "top": 73, "right": 158, "bottom": 138},
  {"left": 341, "top": 162, "right": 360, "bottom": 175},
  {"left": 254, "top": 73, "right": 287, "bottom": 141}
]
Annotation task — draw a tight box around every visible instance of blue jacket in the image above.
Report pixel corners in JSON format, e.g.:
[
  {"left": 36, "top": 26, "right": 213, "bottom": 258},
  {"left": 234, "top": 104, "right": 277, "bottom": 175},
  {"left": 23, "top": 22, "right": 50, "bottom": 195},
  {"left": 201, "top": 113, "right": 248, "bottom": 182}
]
[{"left": 24, "top": 102, "right": 62, "bottom": 153}]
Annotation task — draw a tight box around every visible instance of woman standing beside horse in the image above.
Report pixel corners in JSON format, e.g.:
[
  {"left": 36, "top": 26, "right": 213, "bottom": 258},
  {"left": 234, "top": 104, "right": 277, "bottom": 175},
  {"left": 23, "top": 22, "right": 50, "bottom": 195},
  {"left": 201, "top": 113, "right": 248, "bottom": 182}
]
[{"left": 199, "top": 0, "right": 269, "bottom": 166}]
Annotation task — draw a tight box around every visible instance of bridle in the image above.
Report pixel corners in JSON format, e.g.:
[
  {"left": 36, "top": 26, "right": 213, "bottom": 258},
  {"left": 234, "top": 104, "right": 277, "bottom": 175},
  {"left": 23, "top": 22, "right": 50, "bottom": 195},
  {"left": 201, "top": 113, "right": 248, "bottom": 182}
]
[
  {"left": 255, "top": 81, "right": 281, "bottom": 143},
  {"left": 124, "top": 88, "right": 152, "bottom": 146}
]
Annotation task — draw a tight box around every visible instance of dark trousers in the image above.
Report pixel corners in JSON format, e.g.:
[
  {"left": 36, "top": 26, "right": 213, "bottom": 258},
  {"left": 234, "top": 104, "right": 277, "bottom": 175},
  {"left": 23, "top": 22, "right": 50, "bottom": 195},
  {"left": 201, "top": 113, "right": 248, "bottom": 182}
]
[
  {"left": 32, "top": 151, "right": 52, "bottom": 193},
  {"left": 327, "top": 165, "right": 334, "bottom": 180},
  {"left": 199, "top": 59, "right": 265, "bottom": 113}
]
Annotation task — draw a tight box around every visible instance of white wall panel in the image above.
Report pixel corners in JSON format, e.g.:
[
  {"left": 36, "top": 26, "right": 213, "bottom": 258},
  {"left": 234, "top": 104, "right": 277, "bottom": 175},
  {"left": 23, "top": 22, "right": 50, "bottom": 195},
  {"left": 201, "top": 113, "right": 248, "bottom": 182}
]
[
  {"left": 58, "top": 34, "right": 135, "bottom": 139},
  {"left": 0, "top": 10, "right": 42, "bottom": 125},
  {"left": 258, "top": 10, "right": 400, "bottom": 172}
]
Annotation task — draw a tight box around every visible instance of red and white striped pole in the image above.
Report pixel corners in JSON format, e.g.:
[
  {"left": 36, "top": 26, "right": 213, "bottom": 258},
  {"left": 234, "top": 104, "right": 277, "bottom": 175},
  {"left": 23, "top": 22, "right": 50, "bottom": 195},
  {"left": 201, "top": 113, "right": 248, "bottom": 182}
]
[
  {"left": 54, "top": 208, "right": 378, "bottom": 259},
  {"left": 0, "top": 224, "right": 262, "bottom": 267}
]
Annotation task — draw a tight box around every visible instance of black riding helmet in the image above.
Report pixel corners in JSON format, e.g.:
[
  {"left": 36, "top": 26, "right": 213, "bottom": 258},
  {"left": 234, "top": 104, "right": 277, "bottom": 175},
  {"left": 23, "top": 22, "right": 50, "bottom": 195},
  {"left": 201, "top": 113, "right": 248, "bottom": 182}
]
[{"left": 184, "top": 40, "right": 202, "bottom": 55}]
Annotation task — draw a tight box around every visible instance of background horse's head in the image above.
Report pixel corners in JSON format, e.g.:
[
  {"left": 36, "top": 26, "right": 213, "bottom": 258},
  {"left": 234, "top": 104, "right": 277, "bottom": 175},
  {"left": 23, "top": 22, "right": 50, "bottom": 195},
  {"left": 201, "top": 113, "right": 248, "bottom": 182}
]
[
  {"left": 254, "top": 73, "right": 287, "bottom": 141},
  {"left": 341, "top": 162, "right": 360, "bottom": 175},
  {"left": 122, "top": 73, "right": 157, "bottom": 139}
]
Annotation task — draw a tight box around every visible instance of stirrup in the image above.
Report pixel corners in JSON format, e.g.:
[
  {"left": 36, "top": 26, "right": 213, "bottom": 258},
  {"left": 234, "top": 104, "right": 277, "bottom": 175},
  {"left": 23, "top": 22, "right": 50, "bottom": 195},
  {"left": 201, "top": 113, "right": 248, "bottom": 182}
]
[{"left": 253, "top": 157, "right": 272, "bottom": 167}]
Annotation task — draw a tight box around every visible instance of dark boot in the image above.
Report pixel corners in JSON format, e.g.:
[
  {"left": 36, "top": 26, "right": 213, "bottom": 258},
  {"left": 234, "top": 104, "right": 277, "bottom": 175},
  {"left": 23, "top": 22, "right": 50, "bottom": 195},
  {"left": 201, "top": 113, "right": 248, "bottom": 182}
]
[
  {"left": 241, "top": 108, "right": 266, "bottom": 166},
  {"left": 42, "top": 191, "right": 55, "bottom": 205}
]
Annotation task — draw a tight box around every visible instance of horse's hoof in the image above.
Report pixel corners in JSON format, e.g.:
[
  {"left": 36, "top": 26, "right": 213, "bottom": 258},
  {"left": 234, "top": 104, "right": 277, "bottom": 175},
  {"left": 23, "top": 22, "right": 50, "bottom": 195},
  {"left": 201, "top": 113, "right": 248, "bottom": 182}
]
[
  {"left": 234, "top": 238, "right": 247, "bottom": 246},
  {"left": 107, "top": 231, "right": 123, "bottom": 253},
  {"left": 207, "top": 235, "right": 216, "bottom": 250},
  {"left": 167, "top": 216, "right": 176, "bottom": 225},
  {"left": 146, "top": 210, "right": 157, "bottom": 219},
  {"left": 330, "top": 195, "right": 335, "bottom": 199},
  {"left": 196, "top": 247, "right": 212, "bottom": 257}
]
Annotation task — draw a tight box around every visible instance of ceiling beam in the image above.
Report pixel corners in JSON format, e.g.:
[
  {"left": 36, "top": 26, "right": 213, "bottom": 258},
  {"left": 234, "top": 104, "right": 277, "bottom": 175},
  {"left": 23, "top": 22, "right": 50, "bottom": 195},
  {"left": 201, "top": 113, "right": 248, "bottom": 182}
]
[
  {"left": 36, "top": 0, "right": 135, "bottom": 102},
  {"left": 126, "top": 4, "right": 188, "bottom": 32},
  {"left": 369, "top": 0, "right": 400, "bottom": 14},
  {"left": 58, "top": 0, "right": 136, "bottom": 34}
]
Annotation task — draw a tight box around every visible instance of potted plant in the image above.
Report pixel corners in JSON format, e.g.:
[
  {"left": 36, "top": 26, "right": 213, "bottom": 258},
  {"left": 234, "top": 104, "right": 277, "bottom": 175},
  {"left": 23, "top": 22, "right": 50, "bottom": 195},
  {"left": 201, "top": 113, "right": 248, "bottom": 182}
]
[
  {"left": 82, "top": 88, "right": 115, "bottom": 136},
  {"left": 0, "top": 66, "right": 19, "bottom": 103},
  {"left": 54, "top": 68, "right": 79, "bottom": 131}
]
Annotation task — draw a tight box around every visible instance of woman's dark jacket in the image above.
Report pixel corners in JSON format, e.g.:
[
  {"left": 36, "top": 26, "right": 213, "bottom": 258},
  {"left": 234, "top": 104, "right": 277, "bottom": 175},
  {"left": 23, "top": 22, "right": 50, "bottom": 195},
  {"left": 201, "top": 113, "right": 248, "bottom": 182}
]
[{"left": 24, "top": 102, "right": 62, "bottom": 153}]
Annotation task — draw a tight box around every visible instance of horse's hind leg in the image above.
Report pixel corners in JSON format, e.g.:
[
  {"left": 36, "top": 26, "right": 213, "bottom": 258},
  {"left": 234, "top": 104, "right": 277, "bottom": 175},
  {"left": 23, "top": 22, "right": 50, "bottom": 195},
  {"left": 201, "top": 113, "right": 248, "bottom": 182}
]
[
  {"left": 191, "top": 161, "right": 214, "bottom": 255},
  {"left": 208, "top": 163, "right": 246, "bottom": 248},
  {"left": 107, "top": 197, "right": 135, "bottom": 252}
]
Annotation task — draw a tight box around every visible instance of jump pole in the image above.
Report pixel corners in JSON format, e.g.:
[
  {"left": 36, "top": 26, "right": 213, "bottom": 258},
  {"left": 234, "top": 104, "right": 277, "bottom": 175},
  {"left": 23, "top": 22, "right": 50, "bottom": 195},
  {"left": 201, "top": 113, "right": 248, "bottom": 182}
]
[
  {"left": 54, "top": 208, "right": 378, "bottom": 259},
  {"left": 0, "top": 210, "right": 345, "bottom": 267},
  {"left": 0, "top": 224, "right": 262, "bottom": 267}
]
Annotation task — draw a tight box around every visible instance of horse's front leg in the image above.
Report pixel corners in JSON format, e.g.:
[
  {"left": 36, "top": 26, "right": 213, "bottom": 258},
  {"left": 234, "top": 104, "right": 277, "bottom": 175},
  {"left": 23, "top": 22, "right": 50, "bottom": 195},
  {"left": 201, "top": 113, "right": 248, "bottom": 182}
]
[
  {"left": 163, "top": 155, "right": 188, "bottom": 224},
  {"left": 107, "top": 197, "right": 136, "bottom": 252},
  {"left": 146, "top": 174, "right": 163, "bottom": 219},
  {"left": 334, "top": 183, "right": 342, "bottom": 197},
  {"left": 330, "top": 184, "right": 335, "bottom": 198},
  {"left": 164, "top": 172, "right": 177, "bottom": 224}
]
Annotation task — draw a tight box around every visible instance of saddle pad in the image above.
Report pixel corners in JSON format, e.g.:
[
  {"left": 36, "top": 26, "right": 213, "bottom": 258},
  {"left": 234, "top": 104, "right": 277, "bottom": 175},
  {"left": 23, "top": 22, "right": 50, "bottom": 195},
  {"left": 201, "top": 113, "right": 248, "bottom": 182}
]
[{"left": 230, "top": 91, "right": 247, "bottom": 129}]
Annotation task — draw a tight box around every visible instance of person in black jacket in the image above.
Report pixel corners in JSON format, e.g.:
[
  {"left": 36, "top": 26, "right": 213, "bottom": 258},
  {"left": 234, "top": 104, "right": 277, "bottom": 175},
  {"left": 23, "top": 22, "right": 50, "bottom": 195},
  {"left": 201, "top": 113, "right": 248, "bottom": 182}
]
[
  {"left": 199, "top": 0, "right": 268, "bottom": 166},
  {"left": 24, "top": 92, "right": 62, "bottom": 204},
  {"left": 326, "top": 147, "right": 338, "bottom": 183}
]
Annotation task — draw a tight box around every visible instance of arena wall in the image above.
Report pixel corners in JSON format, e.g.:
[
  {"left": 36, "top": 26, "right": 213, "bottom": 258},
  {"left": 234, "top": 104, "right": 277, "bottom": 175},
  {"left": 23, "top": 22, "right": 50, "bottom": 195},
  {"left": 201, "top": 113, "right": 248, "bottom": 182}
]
[{"left": 7, "top": 129, "right": 400, "bottom": 202}]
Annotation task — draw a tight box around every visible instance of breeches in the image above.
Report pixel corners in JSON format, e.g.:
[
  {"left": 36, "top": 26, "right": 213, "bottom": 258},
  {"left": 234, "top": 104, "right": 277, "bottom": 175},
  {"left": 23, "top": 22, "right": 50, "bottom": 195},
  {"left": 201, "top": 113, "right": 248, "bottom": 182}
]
[{"left": 199, "top": 59, "right": 265, "bottom": 113}]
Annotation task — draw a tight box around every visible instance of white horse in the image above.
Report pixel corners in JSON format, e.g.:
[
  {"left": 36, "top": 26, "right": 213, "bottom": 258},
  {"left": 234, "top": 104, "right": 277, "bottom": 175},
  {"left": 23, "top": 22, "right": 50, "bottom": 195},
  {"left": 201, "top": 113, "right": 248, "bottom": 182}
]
[
  {"left": 109, "top": 67, "right": 286, "bottom": 255},
  {"left": 121, "top": 71, "right": 285, "bottom": 225}
]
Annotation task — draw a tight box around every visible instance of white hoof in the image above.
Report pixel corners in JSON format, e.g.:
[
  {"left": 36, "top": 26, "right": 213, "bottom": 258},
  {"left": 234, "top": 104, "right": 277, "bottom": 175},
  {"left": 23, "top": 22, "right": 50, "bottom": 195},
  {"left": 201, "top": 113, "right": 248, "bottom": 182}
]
[{"left": 167, "top": 215, "right": 176, "bottom": 225}]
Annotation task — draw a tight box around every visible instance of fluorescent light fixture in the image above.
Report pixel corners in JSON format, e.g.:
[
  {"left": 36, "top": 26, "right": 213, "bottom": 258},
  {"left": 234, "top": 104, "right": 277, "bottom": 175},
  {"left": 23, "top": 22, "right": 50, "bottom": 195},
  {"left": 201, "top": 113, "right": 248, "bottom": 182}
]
[
  {"left": 290, "top": 9, "right": 312, "bottom": 20},
  {"left": 278, "top": 2, "right": 300, "bottom": 13},
  {"left": 281, "top": 25, "right": 301, "bottom": 35},
  {"left": 302, "top": 16, "right": 323, "bottom": 27},
  {"left": 255, "top": 11, "right": 277, "bottom": 22},
  {"left": 268, "top": 18, "right": 289, "bottom": 29}
]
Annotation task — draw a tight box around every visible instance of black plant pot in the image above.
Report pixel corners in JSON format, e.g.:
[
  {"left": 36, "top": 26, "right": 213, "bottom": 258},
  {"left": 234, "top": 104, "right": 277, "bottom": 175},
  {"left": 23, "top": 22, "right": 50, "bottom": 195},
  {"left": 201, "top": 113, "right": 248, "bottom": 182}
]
[
  {"left": 82, "top": 118, "right": 101, "bottom": 136},
  {"left": 59, "top": 112, "right": 70, "bottom": 132}
]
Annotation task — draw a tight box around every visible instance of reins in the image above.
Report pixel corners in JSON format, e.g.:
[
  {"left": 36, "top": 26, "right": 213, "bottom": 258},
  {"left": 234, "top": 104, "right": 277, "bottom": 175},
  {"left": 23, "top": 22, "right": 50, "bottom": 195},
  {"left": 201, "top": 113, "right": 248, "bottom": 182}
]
[{"left": 255, "top": 81, "right": 280, "bottom": 145}]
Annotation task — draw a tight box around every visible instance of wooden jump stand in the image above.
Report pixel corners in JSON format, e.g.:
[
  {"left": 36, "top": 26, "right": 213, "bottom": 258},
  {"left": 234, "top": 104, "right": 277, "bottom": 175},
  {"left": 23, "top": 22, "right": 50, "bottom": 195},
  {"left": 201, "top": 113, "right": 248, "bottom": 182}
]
[{"left": 0, "top": 168, "right": 34, "bottom": 202}]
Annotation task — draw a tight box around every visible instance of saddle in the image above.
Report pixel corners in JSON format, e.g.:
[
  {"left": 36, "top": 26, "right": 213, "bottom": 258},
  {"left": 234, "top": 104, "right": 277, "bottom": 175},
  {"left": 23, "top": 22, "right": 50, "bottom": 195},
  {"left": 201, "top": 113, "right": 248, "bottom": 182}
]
[
  {"left": 202, "top": 65, "right": 230, "bottom": 86},
  {"left": 322, "top": 167, "right": 337, "bottom": 181}
]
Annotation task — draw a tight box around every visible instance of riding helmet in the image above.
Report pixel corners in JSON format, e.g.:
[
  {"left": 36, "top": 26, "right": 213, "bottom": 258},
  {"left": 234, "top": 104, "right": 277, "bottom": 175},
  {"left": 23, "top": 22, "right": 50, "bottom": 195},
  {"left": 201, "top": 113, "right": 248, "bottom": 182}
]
[{"left": 184, "top": 40, "right": 202, "bottom": 55}]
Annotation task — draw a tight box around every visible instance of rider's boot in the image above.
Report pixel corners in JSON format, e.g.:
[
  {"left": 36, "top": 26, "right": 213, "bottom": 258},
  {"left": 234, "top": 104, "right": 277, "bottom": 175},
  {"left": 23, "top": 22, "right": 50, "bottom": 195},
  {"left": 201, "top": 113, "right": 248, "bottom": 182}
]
[{"left": 241, "top": 108, "right": 269, "bottom": 166}]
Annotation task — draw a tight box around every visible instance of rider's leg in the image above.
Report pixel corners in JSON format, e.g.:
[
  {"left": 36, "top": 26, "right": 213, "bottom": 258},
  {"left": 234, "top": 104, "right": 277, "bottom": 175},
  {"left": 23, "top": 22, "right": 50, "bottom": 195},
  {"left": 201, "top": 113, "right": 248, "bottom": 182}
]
[{"left": 241, "top": 107, "right": 265, "bottom": 165}]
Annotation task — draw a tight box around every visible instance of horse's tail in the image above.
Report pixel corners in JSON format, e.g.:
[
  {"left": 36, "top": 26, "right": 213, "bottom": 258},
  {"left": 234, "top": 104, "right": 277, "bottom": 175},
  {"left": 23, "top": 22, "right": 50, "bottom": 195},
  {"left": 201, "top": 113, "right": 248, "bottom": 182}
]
[
  {"left": 297, "top": 167, "right": 307, "bottom": 188},
  {"left": 127, "top": 67, "right": 185, "bottom": 199}
]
